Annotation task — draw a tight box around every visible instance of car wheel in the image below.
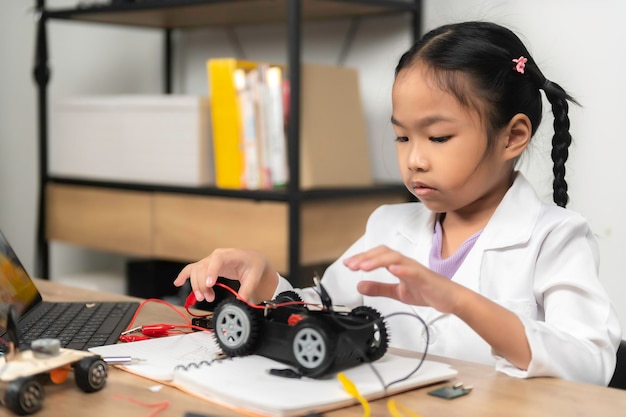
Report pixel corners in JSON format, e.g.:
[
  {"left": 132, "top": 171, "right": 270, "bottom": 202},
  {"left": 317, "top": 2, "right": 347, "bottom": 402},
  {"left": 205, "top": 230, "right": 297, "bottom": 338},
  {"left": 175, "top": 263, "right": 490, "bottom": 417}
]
[
  {"left": 350, "top": 306, "right": 389, "bottom": 362},
  {"left": 74, "top": 356, "right": 108, "bottom": 392},
  {"left": 213, "top": 298, "right": 260, "bottom": 356},
  {"left": 274, "top": 290, "right": 302, "bottom": 303},
  {"left": 291, "top": 319, "right": 334, "bottom": 377},
  {"left": 5, "top": 377, "right": 44, "bottom": 415}
]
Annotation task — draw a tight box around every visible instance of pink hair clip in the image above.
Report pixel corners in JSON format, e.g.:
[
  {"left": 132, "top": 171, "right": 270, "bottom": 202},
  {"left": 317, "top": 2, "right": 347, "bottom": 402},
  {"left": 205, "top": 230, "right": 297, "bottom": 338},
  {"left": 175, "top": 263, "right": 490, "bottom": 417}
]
[{"left": 512, "top": 56, "right": 528, "bottom": 74}]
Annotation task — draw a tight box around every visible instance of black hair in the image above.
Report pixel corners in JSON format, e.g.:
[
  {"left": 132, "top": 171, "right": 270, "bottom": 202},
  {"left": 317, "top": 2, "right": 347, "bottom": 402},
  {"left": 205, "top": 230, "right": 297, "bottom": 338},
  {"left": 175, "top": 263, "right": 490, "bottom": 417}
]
[{"left": 395, "top": 21, "right": 577, "bottom": 208}]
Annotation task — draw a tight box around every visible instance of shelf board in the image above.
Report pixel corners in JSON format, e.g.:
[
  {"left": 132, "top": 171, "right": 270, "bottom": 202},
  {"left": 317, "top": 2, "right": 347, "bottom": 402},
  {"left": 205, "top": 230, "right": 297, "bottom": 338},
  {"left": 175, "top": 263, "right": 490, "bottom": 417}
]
[
  {"left": 43, "top": 0, "right": 418, "bottom": 29},
  {"left": 47, "top": 176, "right": 410, "bottom": 201}
]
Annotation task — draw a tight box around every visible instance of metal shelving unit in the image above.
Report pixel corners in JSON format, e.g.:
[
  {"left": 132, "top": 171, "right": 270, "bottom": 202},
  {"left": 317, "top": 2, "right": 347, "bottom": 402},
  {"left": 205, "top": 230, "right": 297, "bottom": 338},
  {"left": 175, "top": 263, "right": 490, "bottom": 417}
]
[{"left": 33, "top": 0, "right": 421, "bottom": 280}]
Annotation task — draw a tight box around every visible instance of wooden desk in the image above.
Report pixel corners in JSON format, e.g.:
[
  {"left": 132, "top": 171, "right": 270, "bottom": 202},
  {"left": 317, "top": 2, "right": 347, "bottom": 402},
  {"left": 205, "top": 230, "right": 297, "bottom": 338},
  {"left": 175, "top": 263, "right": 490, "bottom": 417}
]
[{"left": 3, "top": 279, "right": 624, "bottom": 417}]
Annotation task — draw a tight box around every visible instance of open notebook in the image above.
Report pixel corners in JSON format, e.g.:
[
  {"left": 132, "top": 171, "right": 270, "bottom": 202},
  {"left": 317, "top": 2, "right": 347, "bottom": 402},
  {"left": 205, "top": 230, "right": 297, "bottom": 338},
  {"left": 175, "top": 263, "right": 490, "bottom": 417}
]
[
  {"left": 0, "top": 230, "right": 139, "bottom": 352},
  {"left": 90, "top": 331, "right": 458, "bottom": 417}
]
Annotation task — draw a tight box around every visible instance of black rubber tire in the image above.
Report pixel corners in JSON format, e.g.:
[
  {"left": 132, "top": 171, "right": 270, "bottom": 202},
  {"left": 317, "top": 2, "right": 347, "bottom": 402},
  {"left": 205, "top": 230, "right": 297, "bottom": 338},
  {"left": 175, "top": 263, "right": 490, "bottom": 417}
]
[
  {"left": 5, "top": 377, "right": 44, "bottom": 415},
  {"left": 350, "top": 305, "right": 389, "bottom": 362},
  {"left": 274, "top": 290, "right": 303, "bottom": 303},
  {"left": 74, "top": 356, "right": 108, "bottom": 392},
  {"left": 213, "top": 298, "right": 260, "bottom": 356}
]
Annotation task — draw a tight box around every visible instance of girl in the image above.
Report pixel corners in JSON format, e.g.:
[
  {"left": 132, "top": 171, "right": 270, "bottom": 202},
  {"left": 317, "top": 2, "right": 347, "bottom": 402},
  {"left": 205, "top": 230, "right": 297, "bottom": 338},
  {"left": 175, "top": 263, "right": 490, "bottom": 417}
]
[{"left": 175, "top": 21, "right": 621, "bottom": 385}]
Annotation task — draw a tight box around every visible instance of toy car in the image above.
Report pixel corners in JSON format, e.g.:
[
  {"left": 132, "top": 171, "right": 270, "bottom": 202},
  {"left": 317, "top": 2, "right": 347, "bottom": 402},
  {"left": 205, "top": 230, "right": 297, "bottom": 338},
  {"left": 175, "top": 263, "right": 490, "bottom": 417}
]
[
  {"left": 0, "top": 305, "right": 107, "bottom": 415},
  {"left": 0, "top": 347, "right": 107, "bottom": 415},
  {"left": 211, "top": 281, "right": 389, "bottom": 378}
]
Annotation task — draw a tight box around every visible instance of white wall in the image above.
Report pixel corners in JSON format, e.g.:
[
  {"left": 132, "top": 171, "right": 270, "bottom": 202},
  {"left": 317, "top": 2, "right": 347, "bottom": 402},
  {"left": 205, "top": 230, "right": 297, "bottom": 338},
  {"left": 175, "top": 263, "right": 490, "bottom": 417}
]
[{"left": 1, "top": 1, "right": 625, "bottom": 328}]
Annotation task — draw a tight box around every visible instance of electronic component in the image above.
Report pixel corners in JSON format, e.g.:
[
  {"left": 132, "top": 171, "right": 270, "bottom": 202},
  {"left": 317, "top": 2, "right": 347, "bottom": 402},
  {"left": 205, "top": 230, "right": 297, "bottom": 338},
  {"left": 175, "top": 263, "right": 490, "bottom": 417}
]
[
  {"left": 428, "top": 382, "right": 473, "bottom": 399},
  {"left": 191, "top": 316, "right": 213, "bottom": 330}
]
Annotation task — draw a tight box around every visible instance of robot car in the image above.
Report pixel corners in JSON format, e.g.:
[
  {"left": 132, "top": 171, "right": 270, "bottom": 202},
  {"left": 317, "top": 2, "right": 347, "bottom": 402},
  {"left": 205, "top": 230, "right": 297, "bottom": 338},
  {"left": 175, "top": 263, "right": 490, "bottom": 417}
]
[{"left": 210, "top": 280, "right": 389, "bottom": 378}]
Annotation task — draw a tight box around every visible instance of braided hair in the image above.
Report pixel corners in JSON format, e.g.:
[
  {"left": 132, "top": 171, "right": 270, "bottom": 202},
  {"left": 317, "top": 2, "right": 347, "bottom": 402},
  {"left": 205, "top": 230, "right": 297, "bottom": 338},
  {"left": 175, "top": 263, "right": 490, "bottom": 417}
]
[{"left": 395, "top": 21, "right": 577, "bottom": 207}]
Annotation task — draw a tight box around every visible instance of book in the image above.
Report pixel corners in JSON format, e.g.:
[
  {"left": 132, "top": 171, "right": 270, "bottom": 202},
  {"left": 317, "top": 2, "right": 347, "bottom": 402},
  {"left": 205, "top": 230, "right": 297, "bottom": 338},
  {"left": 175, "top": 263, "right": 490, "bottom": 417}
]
[
  {"left": 263, "top": 65, "right": 288, "bottom": 188},
  {"left": 208, "top": 59, "right": 289, "bottom": 190},
  {"left": 236, "top": 68, "right": 262, "bottom": 190},
  {"left": 90, "top": 332, "right": 458, "bottom": 417},
  {"left": 250, "top": 66, "right": 272, "bottom": 189},
  {"left": 207, "top": 59, "right": 259, "bottom": 189}
]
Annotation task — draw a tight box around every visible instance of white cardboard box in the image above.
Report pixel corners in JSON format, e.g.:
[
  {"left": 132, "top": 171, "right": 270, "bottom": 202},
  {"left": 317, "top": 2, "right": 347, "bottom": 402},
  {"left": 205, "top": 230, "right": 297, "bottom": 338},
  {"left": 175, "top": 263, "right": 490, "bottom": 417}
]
[{"left": 50, "top": 95, "right": 213, "bottom": 186}]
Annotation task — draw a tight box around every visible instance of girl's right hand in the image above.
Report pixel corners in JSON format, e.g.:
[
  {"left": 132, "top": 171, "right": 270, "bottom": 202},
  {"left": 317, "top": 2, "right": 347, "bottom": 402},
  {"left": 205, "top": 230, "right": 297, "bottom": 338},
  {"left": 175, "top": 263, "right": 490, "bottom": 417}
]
[{"left": 173, "top": 248, "right": 279, "bottom": 304}]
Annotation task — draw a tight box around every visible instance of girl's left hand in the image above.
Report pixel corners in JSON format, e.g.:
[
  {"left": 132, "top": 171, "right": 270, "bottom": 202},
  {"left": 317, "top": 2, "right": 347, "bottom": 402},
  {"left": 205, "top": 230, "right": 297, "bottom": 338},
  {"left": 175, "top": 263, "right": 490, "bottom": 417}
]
[
  {"left": 343, "top": 245, "right": 465, "bottom": 314},
  {"left": 345, "top": 245, "right": 532, "bottom": 370}
]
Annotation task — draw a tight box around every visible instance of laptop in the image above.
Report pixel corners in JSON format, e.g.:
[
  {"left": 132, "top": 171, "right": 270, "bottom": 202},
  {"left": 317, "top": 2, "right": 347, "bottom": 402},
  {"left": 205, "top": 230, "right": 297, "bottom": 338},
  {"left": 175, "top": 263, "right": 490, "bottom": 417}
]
[{"left": 0, "top": 230, "right": 139, "bottom": 353}]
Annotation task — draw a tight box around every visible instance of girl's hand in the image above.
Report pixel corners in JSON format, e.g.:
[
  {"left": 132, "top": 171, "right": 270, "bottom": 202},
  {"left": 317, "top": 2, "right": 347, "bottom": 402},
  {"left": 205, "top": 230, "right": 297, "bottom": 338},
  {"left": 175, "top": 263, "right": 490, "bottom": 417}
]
[
  {"left": 173, "top": 248, "right": 278, "bottom": 304},
  {"left": 344, "top": 245, "right": 531, "bottom": 369},
  {"left": 343, "top": 245, "right": 464, "bottom": 314}
]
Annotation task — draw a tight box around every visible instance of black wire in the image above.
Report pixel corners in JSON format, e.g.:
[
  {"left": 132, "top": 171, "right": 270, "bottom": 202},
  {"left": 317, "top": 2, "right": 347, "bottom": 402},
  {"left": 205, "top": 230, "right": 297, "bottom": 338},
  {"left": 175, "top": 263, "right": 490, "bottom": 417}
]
[
  {"left": 335, "top": 310, "right": 430, "bottom": 391},
  {"left": 379, "top": 311, "right": 429, "bottom": 390},
  {"left": 319, "top": 308, "right": 429, "bottom": 389},
  {"left": 309, "top": 281, "right": 431, "bottom": 390}
]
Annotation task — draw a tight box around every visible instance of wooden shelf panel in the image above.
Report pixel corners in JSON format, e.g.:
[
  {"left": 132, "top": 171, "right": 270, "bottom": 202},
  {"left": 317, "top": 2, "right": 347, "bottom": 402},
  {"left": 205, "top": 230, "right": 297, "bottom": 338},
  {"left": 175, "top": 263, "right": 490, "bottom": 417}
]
[
  {"left": 300, "top": 193, "right": 406, "bottom": 265},
  {"left": 45, "top": 0, "right": 417, "bottom": 29},
  {"left": 45, "top": 184, "right": 410, "bottom": 274},
  {"left": 153, "top": 193, "right": 289, "bottom": 270},
  {"left": 46, "top": 184, "right": 153, "bottom": 257}
]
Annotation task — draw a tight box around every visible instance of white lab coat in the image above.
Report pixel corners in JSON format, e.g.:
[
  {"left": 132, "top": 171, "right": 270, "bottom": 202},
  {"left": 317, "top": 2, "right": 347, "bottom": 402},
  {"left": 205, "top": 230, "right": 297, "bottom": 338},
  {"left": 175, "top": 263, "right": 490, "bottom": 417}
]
[{"left": 276, "top": 172, "right": 622, "bottom": 385}]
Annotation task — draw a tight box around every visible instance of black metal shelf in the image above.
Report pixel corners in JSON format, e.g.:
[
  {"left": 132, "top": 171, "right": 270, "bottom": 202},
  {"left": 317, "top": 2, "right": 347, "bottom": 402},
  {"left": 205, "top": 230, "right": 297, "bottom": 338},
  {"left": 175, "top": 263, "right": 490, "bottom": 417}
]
[
  {"left": 48, "top": 176, "right": 409, "bottom": 202},
  {"left": 44, "top": 0, "right": 418, "bottom": 29},
  {"left": 34, "top": 0, "right": 421, "bottom": 280}
]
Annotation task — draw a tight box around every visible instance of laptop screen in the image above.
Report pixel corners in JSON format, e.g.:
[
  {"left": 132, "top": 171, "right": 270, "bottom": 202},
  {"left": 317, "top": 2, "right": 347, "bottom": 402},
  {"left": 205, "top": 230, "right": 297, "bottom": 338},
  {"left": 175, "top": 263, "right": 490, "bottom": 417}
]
[{"left": 0, "top": 231, "right": 43, "bottom": 318}]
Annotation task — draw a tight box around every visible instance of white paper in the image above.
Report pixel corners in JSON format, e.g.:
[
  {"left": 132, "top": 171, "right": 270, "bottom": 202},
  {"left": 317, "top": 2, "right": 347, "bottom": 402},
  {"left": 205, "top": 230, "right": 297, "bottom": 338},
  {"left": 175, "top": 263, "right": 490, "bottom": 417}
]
[
  {"left": 91, "top": 332, "right": 457, "bottom": 417},
  {"left": 89, "top": 331, "right": 221, "bottom": 381},
  {"left": 172, "top": 352, "right": 458, "bottom": 417}
]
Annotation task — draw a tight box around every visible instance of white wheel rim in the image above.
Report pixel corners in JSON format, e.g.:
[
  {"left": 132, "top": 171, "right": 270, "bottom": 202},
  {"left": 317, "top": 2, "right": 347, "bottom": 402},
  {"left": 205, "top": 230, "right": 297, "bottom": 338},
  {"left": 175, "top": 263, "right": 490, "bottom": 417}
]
[
  {"left": 217, "top": 305, "right": 251, "bottom": 348},
  {"left": 293, "top": 327, "right": 326, "bottom": 369}
]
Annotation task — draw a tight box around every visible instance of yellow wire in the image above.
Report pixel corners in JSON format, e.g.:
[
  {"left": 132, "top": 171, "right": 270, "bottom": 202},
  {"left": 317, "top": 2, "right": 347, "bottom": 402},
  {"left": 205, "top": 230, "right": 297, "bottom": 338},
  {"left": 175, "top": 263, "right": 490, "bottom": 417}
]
[
  {"left": 387, "top": 399, "right": 423, "bottom": 417},
  {"left": 337, "top": 372, "right": 370, "bottom": 417}
]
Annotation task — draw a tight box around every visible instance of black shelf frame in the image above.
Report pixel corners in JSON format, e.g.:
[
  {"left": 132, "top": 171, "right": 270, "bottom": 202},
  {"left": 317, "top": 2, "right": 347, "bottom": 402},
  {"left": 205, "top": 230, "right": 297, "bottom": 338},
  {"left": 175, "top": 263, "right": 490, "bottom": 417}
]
[
  {"left": 33, "top": 0, "right": 421, "bottom": 280},
  {"left": 47, "top": 176, "right": 409, "bottom": 202}
]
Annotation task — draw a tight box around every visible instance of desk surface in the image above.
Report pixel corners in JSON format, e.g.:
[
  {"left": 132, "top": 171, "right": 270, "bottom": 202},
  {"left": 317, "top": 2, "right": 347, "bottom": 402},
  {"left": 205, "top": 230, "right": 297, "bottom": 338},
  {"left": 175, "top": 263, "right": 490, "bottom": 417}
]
[{"left": 2, "top": 279, "right": 624, "bottom": 417}]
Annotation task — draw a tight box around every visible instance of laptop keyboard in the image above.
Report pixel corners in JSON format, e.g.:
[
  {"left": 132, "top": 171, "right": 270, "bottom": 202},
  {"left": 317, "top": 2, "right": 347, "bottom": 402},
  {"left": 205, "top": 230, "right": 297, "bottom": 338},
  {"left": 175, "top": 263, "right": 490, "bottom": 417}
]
[{"left": 0, "top": 301, "right": 139, "bottom": 353}]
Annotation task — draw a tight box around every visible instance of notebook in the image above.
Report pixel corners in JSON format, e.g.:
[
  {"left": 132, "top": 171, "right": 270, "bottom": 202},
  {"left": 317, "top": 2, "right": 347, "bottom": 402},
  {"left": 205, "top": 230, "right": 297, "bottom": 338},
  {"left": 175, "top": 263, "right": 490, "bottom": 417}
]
[
  {"left": 90, "top": 331, "right": 458, "bottom": 417},
  {"left": 0, "top": 230, "right": 139, "bottom": 352}
]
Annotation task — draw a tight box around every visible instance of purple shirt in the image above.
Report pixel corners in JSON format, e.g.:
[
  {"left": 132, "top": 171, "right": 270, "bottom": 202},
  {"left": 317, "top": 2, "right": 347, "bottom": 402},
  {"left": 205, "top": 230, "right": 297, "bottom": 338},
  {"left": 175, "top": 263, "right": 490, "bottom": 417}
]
[{"left": 429, "top": 218, "right": 483, "bottom": 279}]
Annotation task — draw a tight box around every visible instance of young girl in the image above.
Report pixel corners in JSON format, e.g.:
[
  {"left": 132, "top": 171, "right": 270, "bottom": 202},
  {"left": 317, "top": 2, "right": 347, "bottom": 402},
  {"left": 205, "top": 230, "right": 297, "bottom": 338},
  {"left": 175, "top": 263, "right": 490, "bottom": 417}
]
[{"left": 175, "top": 21, "right": 621, "bottom": 385}]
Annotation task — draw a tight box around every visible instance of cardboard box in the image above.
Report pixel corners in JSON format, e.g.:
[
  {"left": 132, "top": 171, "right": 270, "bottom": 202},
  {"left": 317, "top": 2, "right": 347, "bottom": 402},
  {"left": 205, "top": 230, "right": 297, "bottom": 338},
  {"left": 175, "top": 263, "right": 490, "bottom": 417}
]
[
  {"left": 299, "top": 63, "right": 373, "bottom": 188},
  {"left": 50, "top": 95, "right": 213, "bottom": 186}
]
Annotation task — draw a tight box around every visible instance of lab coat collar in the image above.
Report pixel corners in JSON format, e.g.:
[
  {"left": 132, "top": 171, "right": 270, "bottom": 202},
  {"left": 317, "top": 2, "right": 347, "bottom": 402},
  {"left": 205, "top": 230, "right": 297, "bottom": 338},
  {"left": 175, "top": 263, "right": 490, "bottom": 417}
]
[
  {"left": 395, "top": 171, "right": 543, "bottom": 253},
  {"left": 479, "top": 171, "right": 543, "bottom": 250}
]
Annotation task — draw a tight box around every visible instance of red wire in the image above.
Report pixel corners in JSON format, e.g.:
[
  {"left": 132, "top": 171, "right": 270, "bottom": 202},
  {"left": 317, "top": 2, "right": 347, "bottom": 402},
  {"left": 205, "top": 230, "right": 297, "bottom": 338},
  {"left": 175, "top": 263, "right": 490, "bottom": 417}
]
[
  {"left": 122, "top": 297, "right": 212, "bottom": 338},
  {"left": 211, "top": 282, "right": 319, "bottom": 310},
  {"left": 121, "top": 282, "right": 320, "bottom": 342},
  {"left": 123, "top": 298, "right": 192, "bottom": 333},
  {"left": 112, "top": 394, "right": 170, "bottom": 417}
]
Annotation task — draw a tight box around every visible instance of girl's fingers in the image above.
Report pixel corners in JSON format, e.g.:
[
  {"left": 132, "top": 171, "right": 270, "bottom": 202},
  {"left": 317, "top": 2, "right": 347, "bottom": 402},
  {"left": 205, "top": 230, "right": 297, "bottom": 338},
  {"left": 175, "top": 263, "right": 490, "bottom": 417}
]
[
  {"left": 172, "top": 248, "right": 272, "bottom": 304},
  {"left": 344, "top": 245, "right": 407, "bottom": 271},
  {"left": 173, "top": 263, "right": 192, "bottom": 286},
  {"left": 357, "top": 281, "right": 398, "bottom": 299}
]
